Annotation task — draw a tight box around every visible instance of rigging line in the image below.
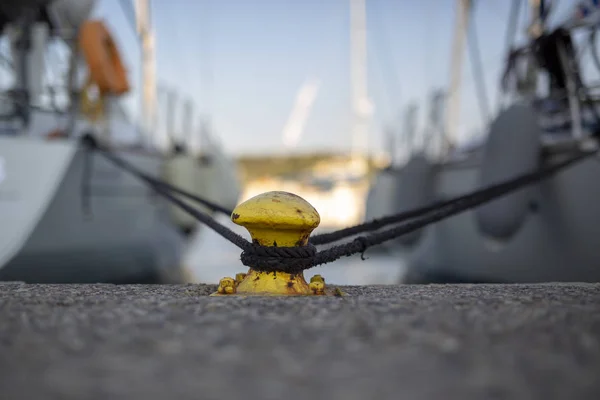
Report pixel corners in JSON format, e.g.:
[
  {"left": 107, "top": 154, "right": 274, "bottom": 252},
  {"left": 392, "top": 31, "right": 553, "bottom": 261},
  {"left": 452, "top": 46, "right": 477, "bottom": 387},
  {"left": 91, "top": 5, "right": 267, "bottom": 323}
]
[
  {"left": 324, "top": 149, "right": 592, "bottom": 256},
  {"left": 495, "top": 0, "right": 522, "bottom": 111},
  {"left": 90, "top": 129, "right": 594, "bottom": 272},
  {"left": 90, "top": 136, "right": 233, "bottom": 215},
  {"left": 162, "top": 85, "right": 178, "bottom": 147},
  {"left": 244, "top": 148, "right": 595, "bottom": 273},
  {"left": 279, "top": 2, "right": 346, "bottom": 151},
  {"left": 317, "top": 2, "right": 348, "bottom": 79},
  {"left": 118, "top": 0, "right": 139, "bottom": 39},
  {"left": 163, "top": 3, "right": 191, "bottom": 101},
  {"left": 369, "top": 0, "right": 402, "bottom": 121},
  {"left": 96, "top": 145, "right": 250, "bottom": 251},
  {"left": 309, "top": 146, "right": 587, "bottom": 246},
  {"left": 95, "top": 119, "right": 593, "bottom": 250},
  {"left": 198, "top": 0, "right": 214, "bottom": 119},
  {"left": 295, "top": 0, "right": 346, "bottom": 110},
  {"left": 466, "top": 0, "right": 491, "bottom": 124},
  {"left": 420, "top": 1, "right": 435, "bottom": 109}
]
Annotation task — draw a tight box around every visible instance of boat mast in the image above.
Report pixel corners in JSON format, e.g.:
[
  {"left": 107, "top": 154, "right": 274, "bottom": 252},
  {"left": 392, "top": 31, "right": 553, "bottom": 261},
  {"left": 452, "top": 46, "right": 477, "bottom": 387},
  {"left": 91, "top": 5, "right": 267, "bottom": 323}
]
[
  {"left": 426, "top": 89, "right": 446, "bottom": 158},
  {"left": 527, "top": 0, "right": 583, "bottom": 139},
  {"left": 350, "top": 0, "right": 372, "bottom": 161},
  {"left": 11, "top": 11, "right": 34, "bottom": 129},
  {"left": 401, "top": 103, "right": 418, "bottom": 163},
  {"left": 6, "top": 7, "right": 48, "bottom": 131},
  {"left": 384, "top": 126, "right": 396, "bottom": 166},
  {"left": 281, "top": 78, "right": 321, "bottom": 151},
  {"left": 182, "top": 97, "right": 194, "bottom": 149},
  {"left": 135, "top": 0, "right": 157, "bottom": 147},
  {"left": 495, "top": 0, "right": 522, "bottom": 111},
  {"left": 445, "top": 0, "right": 471, "bottom": 150},
  {"left": 527, "top": 0, "right": 549, "bottom": 39},
  {"left": 165, "top": 87, "right": 177, "bottom": 148}
]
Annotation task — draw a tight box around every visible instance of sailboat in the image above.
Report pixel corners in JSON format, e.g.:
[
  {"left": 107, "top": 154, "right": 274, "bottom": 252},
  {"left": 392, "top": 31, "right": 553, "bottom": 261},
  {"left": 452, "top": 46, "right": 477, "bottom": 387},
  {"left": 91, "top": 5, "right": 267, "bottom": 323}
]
[
  {"left": 158, "top": 91, "right": 240, "bottom": 237},
  {"left": 0, "top": 0, "right": 239, "bottom": 283},
  {"left": 365, "top": 0, "right": 600, "bottom": 283}
]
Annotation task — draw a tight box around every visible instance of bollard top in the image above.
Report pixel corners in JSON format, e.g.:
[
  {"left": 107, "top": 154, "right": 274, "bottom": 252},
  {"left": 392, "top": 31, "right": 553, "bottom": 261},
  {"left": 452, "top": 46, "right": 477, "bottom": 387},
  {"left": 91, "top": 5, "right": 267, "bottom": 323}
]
[
  {"left": 231, "top": 191, "right": 320, "bottom": 247},
  {"left": 214, "top": 191, "right": 336, "bottom": 296},
  {"left": 232, "top": 191, "right": 320, "bottom": 230}
]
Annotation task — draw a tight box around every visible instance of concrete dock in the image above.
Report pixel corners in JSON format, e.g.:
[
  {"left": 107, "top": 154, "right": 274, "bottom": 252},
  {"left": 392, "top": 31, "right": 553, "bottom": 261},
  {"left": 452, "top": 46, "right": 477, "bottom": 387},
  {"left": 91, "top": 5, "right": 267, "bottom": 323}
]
[{"left": 0, "top": 282, "right": 599, "bottom": 399}]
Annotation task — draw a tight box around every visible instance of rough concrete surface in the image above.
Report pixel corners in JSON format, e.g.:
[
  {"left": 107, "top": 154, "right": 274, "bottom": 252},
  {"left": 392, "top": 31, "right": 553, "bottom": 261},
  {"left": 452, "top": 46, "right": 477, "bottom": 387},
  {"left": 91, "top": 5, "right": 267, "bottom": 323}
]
[{"left": 0, "top": 282, "right": 599, "bottom": 400}]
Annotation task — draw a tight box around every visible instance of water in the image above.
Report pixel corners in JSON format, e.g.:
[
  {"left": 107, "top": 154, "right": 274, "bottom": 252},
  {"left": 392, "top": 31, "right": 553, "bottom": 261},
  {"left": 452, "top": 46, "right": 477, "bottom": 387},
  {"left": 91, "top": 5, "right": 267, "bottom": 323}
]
[{"left": 183, "top": 215, "right": 406, "bottom": 286}]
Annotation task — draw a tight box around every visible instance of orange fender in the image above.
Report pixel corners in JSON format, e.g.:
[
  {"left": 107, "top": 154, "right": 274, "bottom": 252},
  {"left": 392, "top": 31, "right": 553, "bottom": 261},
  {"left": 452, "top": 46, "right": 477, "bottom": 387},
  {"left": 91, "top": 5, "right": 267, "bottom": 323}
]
[{"left": 78, "top": 20, "right": 130, "bottom": 96}]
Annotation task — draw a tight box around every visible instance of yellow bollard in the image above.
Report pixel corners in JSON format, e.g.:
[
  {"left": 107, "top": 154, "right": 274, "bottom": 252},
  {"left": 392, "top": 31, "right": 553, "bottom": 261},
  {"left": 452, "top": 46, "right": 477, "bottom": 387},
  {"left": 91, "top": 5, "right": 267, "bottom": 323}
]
[{"left": 212, "top": 191, "right": 340, "bottom": 296}]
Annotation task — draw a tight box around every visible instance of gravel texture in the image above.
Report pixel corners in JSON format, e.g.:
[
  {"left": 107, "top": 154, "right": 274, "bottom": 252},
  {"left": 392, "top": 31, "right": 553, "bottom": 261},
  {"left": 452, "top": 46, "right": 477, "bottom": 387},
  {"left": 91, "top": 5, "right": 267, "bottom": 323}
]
[{"left": 0, "top": 282, "right": 599, "bottom": 400}]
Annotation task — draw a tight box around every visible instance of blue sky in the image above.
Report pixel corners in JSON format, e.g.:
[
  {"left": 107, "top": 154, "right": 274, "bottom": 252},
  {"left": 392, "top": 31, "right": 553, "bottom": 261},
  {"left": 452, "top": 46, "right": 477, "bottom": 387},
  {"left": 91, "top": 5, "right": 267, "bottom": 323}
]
[{"left": 92, "top": 0, "right": 579, "bottom": 155}]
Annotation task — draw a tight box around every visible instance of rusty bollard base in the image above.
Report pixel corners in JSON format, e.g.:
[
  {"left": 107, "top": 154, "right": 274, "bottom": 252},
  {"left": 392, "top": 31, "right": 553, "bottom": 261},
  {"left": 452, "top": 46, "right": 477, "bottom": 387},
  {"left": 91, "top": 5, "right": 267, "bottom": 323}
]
[
  {"left": 211, "top": 270, "right": 344, "bottom": 297},
  {"left": 210, "top": 191, "right": 343, "bottom": 297}
]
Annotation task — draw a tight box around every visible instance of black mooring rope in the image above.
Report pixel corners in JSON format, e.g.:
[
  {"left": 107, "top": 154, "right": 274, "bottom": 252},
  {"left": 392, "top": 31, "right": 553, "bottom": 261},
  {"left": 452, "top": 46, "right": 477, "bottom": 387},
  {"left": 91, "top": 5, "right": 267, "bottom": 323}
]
[
  {"left": 100, "top": 149, "right": 251, "bottom": 252},
  {"left": 84, "top": 131, "right": 586, "bottom": 246},
  {"left": 240, "top": 149, "right": 594, "bottom": 273},
  {"left": 85, "top": 133, "right": 595, "bottom": 273},
  {"left": 310, "top": 153, "right": 567, "bottom": 245},
  {"left": 81, "top": 135, "right": 233, "bottom": 216}
]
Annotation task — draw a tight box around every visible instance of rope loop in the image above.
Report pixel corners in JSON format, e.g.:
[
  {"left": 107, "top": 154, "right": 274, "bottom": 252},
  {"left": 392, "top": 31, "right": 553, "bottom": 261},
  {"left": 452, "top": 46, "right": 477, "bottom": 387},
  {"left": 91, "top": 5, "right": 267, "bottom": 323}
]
[{"left": 240, "top": 244, "right": 317, "bottom": 274}]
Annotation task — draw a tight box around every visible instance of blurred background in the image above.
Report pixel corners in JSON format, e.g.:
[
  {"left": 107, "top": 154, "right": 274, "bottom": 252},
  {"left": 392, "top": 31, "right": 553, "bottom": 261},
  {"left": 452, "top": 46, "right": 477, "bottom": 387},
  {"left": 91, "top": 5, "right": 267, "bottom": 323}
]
[{"left": 2, "top": 0, "right": 600, "bottom": 286}]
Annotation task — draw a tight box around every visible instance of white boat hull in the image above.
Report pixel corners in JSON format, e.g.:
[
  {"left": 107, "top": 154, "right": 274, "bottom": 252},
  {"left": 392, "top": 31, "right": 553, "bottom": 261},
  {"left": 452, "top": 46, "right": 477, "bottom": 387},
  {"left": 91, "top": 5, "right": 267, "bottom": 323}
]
[
  {"left": 161, "top": 150, "right": 241, "bottom": 234},
  {"left": 397, "top": 155, "right": 600, "bottom": 283},
  {"left": 363, "top": 169, "right": 403, "bottom": 252},
  {"left": 0, "top": 137, "right": 187, "bottom": 283}
]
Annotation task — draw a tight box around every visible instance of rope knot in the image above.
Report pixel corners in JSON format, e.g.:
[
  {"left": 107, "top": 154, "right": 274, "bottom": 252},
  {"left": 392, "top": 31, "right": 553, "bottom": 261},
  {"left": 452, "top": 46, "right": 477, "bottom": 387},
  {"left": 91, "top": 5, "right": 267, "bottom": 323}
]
[{"left": 240, "top": 243, "right": 317, "bottom": 274}]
